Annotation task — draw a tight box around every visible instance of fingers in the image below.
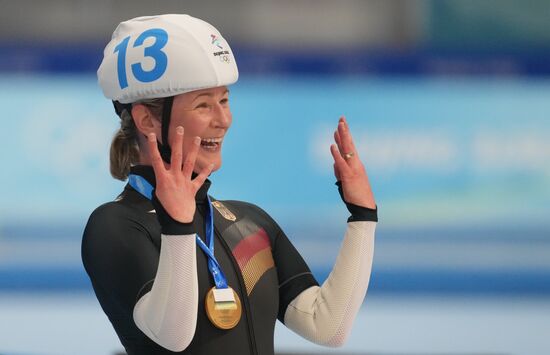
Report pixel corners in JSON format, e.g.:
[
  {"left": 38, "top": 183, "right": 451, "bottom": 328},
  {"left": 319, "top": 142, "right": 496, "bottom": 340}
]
[
  {"left": 182, "top": 136, "right": 201, "bottom": 178},
  {"left": 147, "top": 133, "right": 166, "bottom": 175},
  {"left": 334, "top": 129, "right": 346, "bottom": 163},
  {"left": 334, "top": 129, "right": 342, "bottom": 149},
  {"left": 337, "top": 116, "right": 358, "bottom": 158},
  {"left": 193, "top": 163, "right": 215, "bottom": 188},
  {"left": 170, "top": 126, "right": 184, "bottom": 170},
  {"left": 330, "top": 144, "right": 351, "bottom": 175},
  {"left": 334, "top": 116, "right": 363, "bottom": 171}
]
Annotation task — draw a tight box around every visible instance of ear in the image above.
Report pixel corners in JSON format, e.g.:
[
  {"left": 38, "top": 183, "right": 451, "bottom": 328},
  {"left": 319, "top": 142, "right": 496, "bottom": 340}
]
[{"left": 131, "top": 104, "right": 162, "bottom": 139}]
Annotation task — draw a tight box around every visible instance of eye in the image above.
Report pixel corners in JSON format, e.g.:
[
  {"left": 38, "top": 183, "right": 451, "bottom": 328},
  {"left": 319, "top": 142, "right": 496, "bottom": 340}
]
[
  {"left": 220, "top": 97, "right": 229, "bottom": 105},
  {"left": 195, "top": 102, "right": 210, "bottom": 110}
]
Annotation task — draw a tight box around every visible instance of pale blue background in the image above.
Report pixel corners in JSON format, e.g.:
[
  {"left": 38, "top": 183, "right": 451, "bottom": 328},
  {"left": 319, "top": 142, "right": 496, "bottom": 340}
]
[
  {"left": 3, "top": 75, "right": 549, "bottom": 226},
  {"left": 2, "top": 1, "right": 550, "bottom": 353},
  {"left": 1, "top": 74, "right": 549, "bottom": 355},
  {"left": 1, "top": 74, "right": 549, "bottom": 294}
]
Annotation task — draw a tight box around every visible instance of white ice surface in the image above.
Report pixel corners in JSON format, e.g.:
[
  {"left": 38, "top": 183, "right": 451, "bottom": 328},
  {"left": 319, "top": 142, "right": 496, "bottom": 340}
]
[{"left": 0, "top": 293, "right": 548, "bottom": 355}]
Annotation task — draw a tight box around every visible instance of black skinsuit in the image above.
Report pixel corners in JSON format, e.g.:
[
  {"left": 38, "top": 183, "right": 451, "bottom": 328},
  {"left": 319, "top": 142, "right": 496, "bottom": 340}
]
[{"left": 82, "top": 166, "right": 319, "bottom": 355}]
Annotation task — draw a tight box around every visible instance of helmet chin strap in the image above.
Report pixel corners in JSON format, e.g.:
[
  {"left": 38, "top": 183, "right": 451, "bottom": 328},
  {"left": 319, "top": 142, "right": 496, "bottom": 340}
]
[
  {"left": 158, "top": 96, "right": 174, "bottom": 164},
  {"left": 113, "top": 100, "right": 132, "bottom": 118}
]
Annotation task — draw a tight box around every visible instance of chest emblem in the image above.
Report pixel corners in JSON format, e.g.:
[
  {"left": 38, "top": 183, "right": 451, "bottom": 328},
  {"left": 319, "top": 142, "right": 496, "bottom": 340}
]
[{"left": 211, "top": 200, "right": 237, "bottom": 221}]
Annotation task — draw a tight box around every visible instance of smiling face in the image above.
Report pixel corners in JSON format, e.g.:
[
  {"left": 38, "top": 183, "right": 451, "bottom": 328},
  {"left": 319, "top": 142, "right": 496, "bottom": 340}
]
[{"left": 167, "top": 86, "right": 232, "bottom": 173}]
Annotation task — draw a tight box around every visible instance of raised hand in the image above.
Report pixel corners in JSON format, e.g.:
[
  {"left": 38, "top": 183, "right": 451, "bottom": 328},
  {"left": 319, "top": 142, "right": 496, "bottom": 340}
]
[
  {"left": 147, "top": 126, "right": 214, "bottom": 223},
  {"left": 330, "top": 117, "right": 376, "bottom": 209}
]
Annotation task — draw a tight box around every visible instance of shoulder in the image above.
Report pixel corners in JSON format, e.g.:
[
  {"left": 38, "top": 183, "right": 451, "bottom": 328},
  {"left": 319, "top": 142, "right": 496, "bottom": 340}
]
[
  {"left": 83, "top": 202, "right": 132, "bottom": 250},
  {"left": 82, "top": 198, "right": 157, "bottom": 260},
  {"left": 85, "top": 200, "right": 139, "bottom": 232},
  {"left": 84, "top": 188, "right": 156, "bottom": 238}
]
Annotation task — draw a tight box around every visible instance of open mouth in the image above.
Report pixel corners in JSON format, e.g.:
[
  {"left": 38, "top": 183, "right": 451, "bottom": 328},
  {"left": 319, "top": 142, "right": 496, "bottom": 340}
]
[{"left": 200, "top": 137, "right": 223, "bottom": 151}]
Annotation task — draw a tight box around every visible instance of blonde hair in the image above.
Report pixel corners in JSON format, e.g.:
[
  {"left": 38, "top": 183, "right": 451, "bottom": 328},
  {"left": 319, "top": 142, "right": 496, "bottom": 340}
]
[{"left": 109, "top": 99, "right": 164, "bottom": 180}]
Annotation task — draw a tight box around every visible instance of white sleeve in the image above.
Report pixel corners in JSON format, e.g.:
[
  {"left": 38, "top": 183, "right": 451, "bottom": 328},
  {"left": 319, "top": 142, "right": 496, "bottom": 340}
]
[
  {"left": 283, "top": 221, "right": 376, "bottom": 347},
  {"left": 132, "top": 233, "right": 198, "bottom": 352}
]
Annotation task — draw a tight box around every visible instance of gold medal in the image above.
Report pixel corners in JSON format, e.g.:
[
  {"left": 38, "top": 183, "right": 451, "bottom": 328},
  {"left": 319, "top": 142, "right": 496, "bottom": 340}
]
[{"left": 205, "top": 287, "right": 241, "bottom": 329}]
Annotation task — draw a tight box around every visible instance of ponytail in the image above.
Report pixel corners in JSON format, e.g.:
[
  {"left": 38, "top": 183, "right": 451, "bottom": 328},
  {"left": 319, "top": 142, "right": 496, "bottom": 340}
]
[
  {"left": 109, "top": 109, "right": 139, "bottom": 181},
  {"left": 108, "top": 98, "right": 165, "bottom": 180}
]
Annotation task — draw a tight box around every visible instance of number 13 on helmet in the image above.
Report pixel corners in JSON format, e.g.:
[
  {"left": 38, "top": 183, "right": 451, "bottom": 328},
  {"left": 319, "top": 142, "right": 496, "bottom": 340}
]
[{"left": 98, "top": 14, "right": 239, "bottom": 104}]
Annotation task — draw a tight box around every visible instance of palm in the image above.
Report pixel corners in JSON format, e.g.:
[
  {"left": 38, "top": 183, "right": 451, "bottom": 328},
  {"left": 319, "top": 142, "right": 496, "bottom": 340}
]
[
  {"left": 147, "top": 127, "right": 214, "bottom": 223},
  {"left": 330, "top": 117, "right": 376, "bottom": 209}
]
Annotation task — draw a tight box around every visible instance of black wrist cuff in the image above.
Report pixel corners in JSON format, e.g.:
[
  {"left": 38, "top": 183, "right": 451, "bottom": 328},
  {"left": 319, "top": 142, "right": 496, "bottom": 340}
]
[
  {"left": 152, "top": 190, "right": 197, "bottom": 235},
  {"left": 335, "top": 181, "right": 378, "bottom": 222}
]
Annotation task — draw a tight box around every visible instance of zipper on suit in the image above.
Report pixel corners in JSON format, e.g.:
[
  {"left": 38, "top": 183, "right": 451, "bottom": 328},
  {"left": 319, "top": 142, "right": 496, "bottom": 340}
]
[{"left": 214, "top": 225, "right": 259, "bottom": 355}]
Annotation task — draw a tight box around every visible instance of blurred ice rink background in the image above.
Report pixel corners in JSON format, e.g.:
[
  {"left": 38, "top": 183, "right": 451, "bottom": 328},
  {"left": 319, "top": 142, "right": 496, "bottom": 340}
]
[{"left": 1, "top": 1, "right": 549, "bottom": 354}]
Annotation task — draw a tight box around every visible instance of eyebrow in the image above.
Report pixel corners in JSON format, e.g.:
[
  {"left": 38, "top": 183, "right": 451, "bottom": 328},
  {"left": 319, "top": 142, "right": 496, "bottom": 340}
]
[{"left": 192, "top": 89, "right": 230, "bottom": 101}]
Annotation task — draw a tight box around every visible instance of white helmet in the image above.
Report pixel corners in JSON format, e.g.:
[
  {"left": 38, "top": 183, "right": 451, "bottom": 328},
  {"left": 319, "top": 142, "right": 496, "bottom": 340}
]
[
  {"left": 98, "top": 14, "right": 239, "bottom": 162},
  {"left": 98, "top": 14, "right": 238, "bottom": 104}
]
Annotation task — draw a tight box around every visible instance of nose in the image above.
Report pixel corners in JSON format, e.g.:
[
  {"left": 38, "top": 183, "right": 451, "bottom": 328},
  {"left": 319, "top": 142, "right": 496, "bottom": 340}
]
[{"left": 211, "top": 102, "right": 232, "bottom": 129}]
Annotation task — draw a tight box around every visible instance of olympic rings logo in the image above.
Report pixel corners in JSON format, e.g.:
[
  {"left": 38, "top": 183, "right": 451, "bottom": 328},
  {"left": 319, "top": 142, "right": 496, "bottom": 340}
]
[{"left": 219, "top": 55, "right": 231, "bottom": 63}]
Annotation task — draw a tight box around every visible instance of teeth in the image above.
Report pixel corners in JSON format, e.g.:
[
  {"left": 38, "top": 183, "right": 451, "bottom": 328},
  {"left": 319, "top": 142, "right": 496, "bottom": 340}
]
[{"left": 201, "top": 137, "right": 223, "bottom": 143}]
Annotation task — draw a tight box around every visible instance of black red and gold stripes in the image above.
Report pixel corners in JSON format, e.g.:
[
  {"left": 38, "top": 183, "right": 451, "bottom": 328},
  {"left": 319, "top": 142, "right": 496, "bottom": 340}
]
[{"left": 231, "top": 228, "right": 275, "bottom": 295}]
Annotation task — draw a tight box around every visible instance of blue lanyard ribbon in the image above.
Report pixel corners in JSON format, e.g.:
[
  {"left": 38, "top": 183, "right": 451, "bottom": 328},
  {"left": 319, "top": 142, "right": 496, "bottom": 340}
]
[{"left": 128, "top": 173, "right": 228, "bottom": 289}]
